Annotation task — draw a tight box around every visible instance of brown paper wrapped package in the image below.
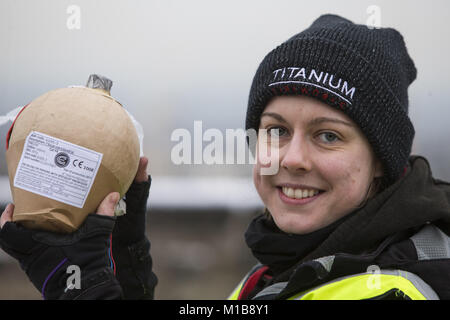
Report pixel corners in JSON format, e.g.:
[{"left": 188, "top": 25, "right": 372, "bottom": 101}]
[{"left": 6, "top": 85, "right": 140, "bottom": 233}]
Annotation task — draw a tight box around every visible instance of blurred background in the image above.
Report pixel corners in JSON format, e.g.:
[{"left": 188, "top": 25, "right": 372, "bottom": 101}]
[{"left": 0, "top": 0, "right": 449, "bottom": 299}]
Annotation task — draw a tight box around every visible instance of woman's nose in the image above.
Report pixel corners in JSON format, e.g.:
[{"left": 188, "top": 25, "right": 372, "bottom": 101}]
[{"left": 280, "top": 135, "right": 312, "bottom": 173}]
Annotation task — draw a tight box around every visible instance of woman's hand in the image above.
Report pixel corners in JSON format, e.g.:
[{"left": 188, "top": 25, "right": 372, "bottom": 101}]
[{"left": 0, "top": 192, "right": 123, "bottom": 300}]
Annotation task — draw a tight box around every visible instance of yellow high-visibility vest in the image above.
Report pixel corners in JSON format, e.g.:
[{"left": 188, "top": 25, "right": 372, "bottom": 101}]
[{"left": 229, "top": 268, "right": 439, "bottom": 300}]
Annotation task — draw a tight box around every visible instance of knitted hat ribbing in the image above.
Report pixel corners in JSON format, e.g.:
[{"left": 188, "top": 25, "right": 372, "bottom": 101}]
[{"left": 246, "top": 14, "right": 417, "bottom": 185}]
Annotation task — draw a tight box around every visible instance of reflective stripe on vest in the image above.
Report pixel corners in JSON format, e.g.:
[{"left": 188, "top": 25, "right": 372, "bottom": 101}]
[
  {"left": 410, "top": 224, "right": 450, "bottom": 260},
  {"left": 228, "top": 277, "right": 246, "bottom": 300},
  {"left": 230, "top": 269, "right": 439, "bottom": 300}
]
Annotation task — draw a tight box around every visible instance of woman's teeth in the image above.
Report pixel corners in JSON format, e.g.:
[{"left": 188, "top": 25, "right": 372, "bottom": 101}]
[{"left": 281, "top": 187, "right": 320, "bottom": 199}]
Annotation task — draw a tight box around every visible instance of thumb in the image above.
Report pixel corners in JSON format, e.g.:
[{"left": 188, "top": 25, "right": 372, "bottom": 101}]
[
  {"left": 0, "top": 204, "right": 15, "bottom": 229},
  {"left": 96, "top": 192, "right": 120, "bottom": 217}
]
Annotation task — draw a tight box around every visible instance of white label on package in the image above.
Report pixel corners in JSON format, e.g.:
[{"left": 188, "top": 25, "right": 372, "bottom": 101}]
[{"left": 14, "top": 131, "right": 103, "bottom": 208}]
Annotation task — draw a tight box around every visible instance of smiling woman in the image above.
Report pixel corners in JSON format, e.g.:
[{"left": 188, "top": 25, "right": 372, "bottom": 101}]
[{"left": 229, "top": 13, "right": 450, "bottom": 300}]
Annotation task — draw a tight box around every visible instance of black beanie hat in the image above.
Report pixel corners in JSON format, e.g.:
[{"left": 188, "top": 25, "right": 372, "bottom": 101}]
[{"left": 246, "top": 14, "right": 417, "bottom": 185}]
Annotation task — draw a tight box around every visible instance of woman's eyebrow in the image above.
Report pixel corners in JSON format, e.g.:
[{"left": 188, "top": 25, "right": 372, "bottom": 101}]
[
  {"left": 260, "top": 112, "right": 287, "bottom": 123},
  {"left": 309, "top": 117, "right": 354, "bottom": 127},
  {"left": 261, "top": 113, "right": 354, "bottom": 128}
]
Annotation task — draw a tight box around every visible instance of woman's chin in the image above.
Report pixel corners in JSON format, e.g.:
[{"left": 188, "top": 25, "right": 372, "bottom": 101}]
[{"left": 272, "top": 213, "right": 323, "bottom": 235}]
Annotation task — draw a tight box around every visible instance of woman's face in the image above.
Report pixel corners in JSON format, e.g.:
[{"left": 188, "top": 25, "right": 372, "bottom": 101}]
[{"left": 253, "top": 95, "right": 383, "bottom": 235}]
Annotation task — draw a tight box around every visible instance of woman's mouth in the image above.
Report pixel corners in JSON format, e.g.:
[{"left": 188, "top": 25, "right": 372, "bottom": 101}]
[{"left": 277, "top": 186, "right": 325, "bottom": 204}]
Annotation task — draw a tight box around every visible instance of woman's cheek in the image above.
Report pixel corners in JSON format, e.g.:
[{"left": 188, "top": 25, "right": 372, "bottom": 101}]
[
  {"left": 322, "top": 156, "right": 371, "bottom": 207},
  {"left": 253, "top": 164, "right": 261, "bottom": 188},
  {"left": 253, "top": 163, "right": 266, "bottom": 200},
  {"left": 253, "top": 161, "right": 278, "bottom": 210},
  {"left": 316, "top": 155, "right": 348, "bottom": 181}
]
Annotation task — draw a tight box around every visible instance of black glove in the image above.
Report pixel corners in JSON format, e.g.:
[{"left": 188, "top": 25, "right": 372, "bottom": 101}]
[
  {"left": 112, "top": 176, "right": 158, "bottom": 299},
  {"left": 0, "top": 213, "right": 123, "bottom": 300}
]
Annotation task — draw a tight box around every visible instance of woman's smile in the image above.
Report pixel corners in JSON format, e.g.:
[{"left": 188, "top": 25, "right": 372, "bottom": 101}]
[{"left": 277, "top": 186, "right": 324, "bottom": 205}]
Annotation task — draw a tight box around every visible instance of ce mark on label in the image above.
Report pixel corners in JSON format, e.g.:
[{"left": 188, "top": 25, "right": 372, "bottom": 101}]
[
  {"left": 73, "top": 159, "right": 95, "bottom": 172},
  {"left": 72, "top": 159, "right": 84, "bottom": 168}
]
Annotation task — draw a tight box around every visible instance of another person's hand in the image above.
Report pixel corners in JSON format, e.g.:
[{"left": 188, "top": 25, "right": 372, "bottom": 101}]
[{"left": 0, "top": 193, "right": 123, "bottom": 300}]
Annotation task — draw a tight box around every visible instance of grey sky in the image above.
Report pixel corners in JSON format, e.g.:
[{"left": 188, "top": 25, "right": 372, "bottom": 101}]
[{"left": 1, "top": 0, "right": 449, "bottom": 179}]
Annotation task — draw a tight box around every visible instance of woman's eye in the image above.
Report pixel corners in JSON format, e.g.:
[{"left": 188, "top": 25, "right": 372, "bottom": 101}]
[
  {"left": 318, "top": 131, "right": 340, "bottom": 143},
  {"left": 268, "top": 127, "right": 287, "bottom": 137}
]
